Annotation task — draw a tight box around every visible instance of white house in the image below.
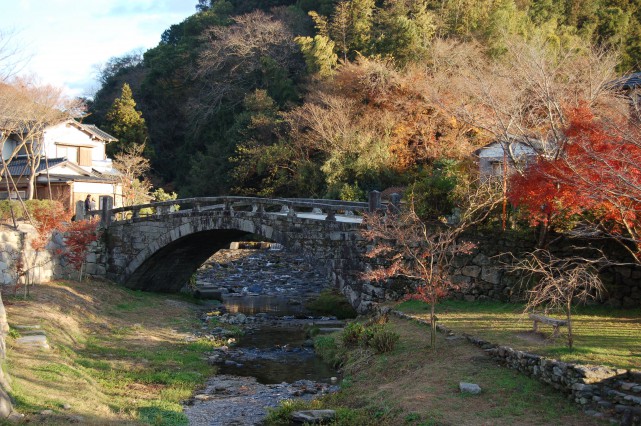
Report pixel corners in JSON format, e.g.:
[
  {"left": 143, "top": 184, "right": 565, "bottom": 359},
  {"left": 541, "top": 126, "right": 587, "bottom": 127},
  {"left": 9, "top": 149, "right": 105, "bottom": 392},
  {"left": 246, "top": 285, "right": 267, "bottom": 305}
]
[
  {"left": 1, "top": 119, "right": 122, "bottom": 212},
  {"left": 475, "top": 136, "right": 554, "bottom": 178}
]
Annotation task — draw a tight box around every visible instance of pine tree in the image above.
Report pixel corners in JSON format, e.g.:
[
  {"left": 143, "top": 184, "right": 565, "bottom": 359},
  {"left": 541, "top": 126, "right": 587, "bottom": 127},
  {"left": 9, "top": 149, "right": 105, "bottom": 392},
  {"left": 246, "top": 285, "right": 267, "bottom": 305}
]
[{"left": 105, "top": 83, "right": 149, "bottom": 156}]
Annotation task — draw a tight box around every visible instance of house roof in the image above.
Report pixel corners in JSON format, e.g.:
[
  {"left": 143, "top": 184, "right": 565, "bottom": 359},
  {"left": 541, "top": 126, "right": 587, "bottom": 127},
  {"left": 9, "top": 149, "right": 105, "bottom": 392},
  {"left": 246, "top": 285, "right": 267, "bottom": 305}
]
[
  {"left": 1, "top": 157, "right": 116, "bottom": 183},
  {"left": 474, "top": 135, "right": 554, "bottom": 156},
  {"left": 607, "top": 72, "right": 641, "bottom": 91},
  {"left": 1, "top": 118, "right": 117, "bottom": 143},
  {"left": 74, "top": 123, "right": 118, "bottom": 142},
  {"left": 3, "top": 157, "right": 68, "bottom": 176}
]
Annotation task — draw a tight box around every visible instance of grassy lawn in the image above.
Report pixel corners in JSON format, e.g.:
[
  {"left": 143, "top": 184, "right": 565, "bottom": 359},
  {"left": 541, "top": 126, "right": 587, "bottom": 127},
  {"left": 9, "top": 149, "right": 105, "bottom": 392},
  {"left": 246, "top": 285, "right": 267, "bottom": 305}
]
[
  {"left": 2, "top": 279, "right": 219, "bottom": 425},
  {"left": 397, "top": 299, "right": 641, "bottom": 369},
  {"left": 266, "top": 317, "right": 606, "bottom": 426}
]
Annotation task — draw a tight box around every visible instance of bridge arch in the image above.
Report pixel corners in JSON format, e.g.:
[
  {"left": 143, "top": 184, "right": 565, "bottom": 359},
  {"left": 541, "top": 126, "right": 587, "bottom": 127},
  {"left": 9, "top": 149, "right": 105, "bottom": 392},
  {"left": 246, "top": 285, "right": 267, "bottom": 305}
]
[{"left": 100, "top": 197, "right": 382, "bottom": 311}]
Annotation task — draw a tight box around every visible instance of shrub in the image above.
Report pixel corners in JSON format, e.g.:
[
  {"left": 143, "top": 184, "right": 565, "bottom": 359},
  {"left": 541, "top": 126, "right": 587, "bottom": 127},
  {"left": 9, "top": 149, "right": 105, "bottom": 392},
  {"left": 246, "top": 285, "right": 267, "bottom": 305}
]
[
  {"left": 369, "top": 328, "right": 399, "bottom": 354},
  {"left": 341, "top": 322, "right": 365, "bottom": 348},
  {"left": 0, "top": 199, "right": 67, "bottom": 223},
  {"left": 314, "top": 335, "right": 343, "bottom": 367},
  {"left": 305, "top": 290, "right": 357, "bottom": 319}
]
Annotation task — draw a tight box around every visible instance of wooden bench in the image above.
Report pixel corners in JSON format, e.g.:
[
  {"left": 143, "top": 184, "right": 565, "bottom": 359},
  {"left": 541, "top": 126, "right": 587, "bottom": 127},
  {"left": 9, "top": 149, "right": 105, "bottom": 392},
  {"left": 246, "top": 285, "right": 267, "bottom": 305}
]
[{"left": 529, "top": 314, "right": 568, "bottom": 337}]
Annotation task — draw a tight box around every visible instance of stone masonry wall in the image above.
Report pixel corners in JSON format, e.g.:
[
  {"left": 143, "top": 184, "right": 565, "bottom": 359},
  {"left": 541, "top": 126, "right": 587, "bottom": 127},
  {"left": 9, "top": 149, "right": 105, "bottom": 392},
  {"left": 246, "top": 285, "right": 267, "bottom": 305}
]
[
  {"left": 448, "top": 230, "right": 641, "bottom": 308},
  {"left": 0, "top": 225, "right": 60, "bottom": 286}
]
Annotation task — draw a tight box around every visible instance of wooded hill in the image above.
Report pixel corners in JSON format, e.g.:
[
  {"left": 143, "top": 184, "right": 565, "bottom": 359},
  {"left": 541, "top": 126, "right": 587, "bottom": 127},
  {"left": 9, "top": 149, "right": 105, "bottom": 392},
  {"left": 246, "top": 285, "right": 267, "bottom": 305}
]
[{"left": 86, "top": 0, "right": 641, "bottom": 200}]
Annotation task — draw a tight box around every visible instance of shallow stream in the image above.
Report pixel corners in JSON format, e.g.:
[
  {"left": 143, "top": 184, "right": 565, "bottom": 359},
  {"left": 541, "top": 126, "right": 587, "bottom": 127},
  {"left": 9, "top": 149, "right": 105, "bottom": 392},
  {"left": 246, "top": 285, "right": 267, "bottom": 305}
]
[{"left": 183, "top": 247, "right": 342, "bottom": 426}]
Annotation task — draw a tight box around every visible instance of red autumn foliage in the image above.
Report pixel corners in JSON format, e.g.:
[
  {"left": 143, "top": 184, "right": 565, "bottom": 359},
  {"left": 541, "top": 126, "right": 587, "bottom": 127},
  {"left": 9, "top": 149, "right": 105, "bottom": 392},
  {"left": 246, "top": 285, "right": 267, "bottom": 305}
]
[
  {"left": 64, "top": 218, "right": 102, "bottom": 273},
  {"left": 30, "top": 201, "right": 72, "bottom": 252},
  {"left": 508, "top": 104, "right": 641, "bottom": 260},
  {"left": 361, "top": 209, "right": 476, "bottom": 349}
]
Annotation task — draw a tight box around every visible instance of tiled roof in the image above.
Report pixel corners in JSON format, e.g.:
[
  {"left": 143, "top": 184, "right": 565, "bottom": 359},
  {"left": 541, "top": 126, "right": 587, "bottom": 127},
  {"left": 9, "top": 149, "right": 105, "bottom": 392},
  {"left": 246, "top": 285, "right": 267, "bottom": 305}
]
[
  {"left": 79, "top": 123, "right": 117, "bottom": 142},
  {"left": 2, "top": 157, "right": 67, "bottom": 177},
  {"left": 608, "top": 72, "right": 641, "bottom": 90}
]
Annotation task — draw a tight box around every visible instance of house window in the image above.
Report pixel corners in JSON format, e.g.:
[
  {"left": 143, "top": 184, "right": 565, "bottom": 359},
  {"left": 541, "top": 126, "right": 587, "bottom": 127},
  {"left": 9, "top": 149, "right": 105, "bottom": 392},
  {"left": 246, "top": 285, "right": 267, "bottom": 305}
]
[
  {"left": 56, "top": 145, "right": 79, "bottom": 163},
  {"left": 0, "top": 190, "right": 26, "bottom": 200},
  {"left": 491, "top": 161, "right": 504, "bottom": 176}
]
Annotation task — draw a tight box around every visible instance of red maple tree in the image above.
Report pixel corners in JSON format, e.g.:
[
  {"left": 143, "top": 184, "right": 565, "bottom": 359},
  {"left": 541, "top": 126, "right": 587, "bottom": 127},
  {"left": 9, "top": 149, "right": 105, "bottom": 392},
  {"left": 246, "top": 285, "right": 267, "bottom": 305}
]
[
  {"left": 362, "top": 197, "right": 488, "bottom": 349},
  {"left": 64, "top": 218, "right": 102, "bottom": 281},
  {"left": 30, "top": 201, "right": 71, "bottom": 252},
  {"left": 508, "top": 104, "right": 641, "bottom": 261}
]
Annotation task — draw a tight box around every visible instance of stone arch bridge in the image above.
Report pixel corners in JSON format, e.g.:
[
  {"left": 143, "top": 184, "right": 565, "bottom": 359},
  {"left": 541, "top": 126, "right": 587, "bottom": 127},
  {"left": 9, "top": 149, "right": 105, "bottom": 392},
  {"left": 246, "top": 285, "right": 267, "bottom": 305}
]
[{"left": 92, "top": 195, "right": 395, "bottom": 313}]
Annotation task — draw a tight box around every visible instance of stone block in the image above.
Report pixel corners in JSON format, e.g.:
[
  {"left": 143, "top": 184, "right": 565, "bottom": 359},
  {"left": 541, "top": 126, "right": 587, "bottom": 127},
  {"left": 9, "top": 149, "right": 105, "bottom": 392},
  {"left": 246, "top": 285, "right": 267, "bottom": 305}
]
[
  {"left": 481, "top": 267, "right": 502, "bottom": 285},
  {"left": 451, "top": 275, "right": 471, "bottom": 285},
  {"left": 472, "top": 253, "right": 491, "bottom": 266},
  {"left": 459, "top": 382, "right": 482, "bottom": 394},
  {"left": 362, "top": 283, "right": 385, "bottom": 299},
  {"left": 461, "top": 265, "right": 481, "bottom": 277}
]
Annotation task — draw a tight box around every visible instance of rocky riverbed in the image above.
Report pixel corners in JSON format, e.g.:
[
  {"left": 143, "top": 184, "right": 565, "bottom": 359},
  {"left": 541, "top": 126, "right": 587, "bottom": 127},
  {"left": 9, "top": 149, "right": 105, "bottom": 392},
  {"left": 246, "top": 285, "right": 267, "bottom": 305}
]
[{"left": 183, "top": 246, "right": 343, "bottom": 426}]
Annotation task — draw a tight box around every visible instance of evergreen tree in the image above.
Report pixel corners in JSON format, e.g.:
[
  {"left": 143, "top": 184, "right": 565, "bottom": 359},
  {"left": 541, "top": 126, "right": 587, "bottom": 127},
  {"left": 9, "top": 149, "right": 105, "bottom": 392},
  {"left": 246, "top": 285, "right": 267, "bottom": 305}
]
[
  {"left": 295, "top": 35, "right": 338, "bottom": 76},
  {"left": 105, "top": 83, "right": 149, "bottom": 156}
]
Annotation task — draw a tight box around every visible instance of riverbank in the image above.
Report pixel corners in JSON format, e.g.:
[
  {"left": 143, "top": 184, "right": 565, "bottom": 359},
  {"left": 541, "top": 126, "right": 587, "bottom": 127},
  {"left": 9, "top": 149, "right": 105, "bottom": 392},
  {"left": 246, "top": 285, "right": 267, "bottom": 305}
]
[
  {"left": 267, "top": 315, "right": 607, "bottom": 426},
  {"left": 2, "top": 278, "right": 216, "bottom": 425}
]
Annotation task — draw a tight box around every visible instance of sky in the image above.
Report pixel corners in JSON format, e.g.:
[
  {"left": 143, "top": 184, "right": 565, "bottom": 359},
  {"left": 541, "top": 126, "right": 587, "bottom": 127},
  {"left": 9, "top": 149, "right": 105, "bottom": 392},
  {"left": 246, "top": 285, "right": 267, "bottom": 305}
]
[{"left": 3, "top": 0, "right": 198, "bottom": 98}]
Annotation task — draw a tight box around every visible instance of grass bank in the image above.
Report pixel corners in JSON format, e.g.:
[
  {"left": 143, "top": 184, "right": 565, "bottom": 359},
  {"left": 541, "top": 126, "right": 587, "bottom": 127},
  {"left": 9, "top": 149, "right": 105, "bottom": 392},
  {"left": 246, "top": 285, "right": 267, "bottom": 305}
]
[
  {"left": 266, "top": 316, "right": 604, "bottom": 426},
  {"left": 397, "top": 300, "right": 641, "bottom": 369},
  {"left": 2, "top": 279, "right": 218, "bottom": 425}
]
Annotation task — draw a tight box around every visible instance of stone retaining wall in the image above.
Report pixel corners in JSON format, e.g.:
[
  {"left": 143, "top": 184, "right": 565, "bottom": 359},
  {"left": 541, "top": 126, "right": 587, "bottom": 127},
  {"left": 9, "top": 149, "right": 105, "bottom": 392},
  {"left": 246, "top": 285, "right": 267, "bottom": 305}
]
[
  {"left": 448, "top": 230, "right": 641, "bottom": 308},
  {"left": 0, "top": 225, "right": 61, "bottom": 286},
  {"left": 392, "top": 310, "right": 641, "bottom": 425}
]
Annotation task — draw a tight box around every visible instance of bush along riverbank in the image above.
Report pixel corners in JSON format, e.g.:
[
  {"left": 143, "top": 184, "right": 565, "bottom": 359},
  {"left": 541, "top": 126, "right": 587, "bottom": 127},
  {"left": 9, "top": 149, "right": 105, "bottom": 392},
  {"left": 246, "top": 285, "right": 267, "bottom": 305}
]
[{"left": 266, "top": 314, "right": 608, "bottom": 426}]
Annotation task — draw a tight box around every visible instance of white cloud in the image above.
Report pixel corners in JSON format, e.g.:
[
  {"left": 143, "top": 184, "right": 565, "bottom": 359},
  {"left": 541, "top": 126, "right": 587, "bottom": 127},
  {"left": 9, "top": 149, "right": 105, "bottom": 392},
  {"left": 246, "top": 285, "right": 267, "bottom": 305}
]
[{"left": 4, "top": 0, "right": 196, "bottom": 97}]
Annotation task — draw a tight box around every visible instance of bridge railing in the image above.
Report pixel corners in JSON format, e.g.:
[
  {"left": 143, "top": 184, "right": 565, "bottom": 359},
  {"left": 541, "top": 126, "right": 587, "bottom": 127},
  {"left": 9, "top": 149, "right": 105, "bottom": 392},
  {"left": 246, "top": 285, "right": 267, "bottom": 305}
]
[{"left": 100, "top": 192, "right": 399, "bottom": 225}]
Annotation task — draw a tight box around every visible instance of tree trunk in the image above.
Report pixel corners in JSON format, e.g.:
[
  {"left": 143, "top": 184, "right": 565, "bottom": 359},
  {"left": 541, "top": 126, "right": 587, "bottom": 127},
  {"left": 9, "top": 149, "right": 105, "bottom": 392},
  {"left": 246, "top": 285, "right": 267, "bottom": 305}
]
[
  {"left": 566, "top": 301, "right": 573, "bottom": 349},
  {"left": 430, "top": 301, "right": 436, "bottom": 349}
]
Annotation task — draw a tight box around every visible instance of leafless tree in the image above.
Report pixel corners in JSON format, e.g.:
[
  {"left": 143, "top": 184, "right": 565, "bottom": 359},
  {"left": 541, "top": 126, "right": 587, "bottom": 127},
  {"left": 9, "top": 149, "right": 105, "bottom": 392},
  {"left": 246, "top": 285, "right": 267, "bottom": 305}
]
[
  {"left": 505, "top": 249, "right": 606, "bottom": 348},
  {"left": 112, "top": 143, "right": 152, "bottom": 207},
  {"left": 0, "top": 29, "right": 30, "bottom": 82},
  {"left": 362, "top": 179, "right": 503, "bottom": 349},
  {"left": 425, "top": 36, "right": 624, "bottom": 235},
  {"left": 190, "top": 10, "right": 302, "bottom": 129},
  {"left": 427, "top": 36, "right": 622, "bottom": 169}
]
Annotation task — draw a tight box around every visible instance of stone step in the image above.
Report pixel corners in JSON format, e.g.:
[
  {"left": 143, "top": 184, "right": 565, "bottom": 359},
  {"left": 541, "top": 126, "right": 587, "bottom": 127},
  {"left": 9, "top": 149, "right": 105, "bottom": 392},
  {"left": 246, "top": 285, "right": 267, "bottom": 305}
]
[
  {"left": 12, "top": 325, "right": 41, "bottom": 330},
  {"left": 15, "top": 335, "right": 49, "bottom": 350}
]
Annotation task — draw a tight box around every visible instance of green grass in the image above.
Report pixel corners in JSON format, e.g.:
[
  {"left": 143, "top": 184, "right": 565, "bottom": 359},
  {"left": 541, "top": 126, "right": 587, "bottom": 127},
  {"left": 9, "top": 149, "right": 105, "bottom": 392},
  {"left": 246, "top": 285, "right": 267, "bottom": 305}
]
[
  {"left": 305, "top": 290, "right": 358, "bottom": 319},
  {"left": 397, "top": 299, "right": 641, "bottom": 369},
  {"left": 267, "top": 316, "right": 602, "bottom": 426},
  {"left": 4, "top": 278, "right": 219, "bottom": 424}
]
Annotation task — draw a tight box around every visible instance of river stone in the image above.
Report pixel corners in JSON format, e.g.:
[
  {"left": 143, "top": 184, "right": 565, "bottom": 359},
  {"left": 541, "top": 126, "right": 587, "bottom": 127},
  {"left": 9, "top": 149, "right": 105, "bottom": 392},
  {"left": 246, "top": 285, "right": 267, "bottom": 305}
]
[
  {"left": 291, "top": 409, "right": 336, "bottom": 424},
  {"left": 459, "top": 382, "right": 482, "bottom": 394}
]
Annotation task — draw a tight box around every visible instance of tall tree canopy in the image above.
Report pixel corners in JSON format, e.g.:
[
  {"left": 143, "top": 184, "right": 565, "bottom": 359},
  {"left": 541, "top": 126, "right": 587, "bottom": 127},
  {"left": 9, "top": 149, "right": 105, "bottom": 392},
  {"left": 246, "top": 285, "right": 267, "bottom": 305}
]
[{"left": 105, "top": 83, "right": 149, "bottom": 156}]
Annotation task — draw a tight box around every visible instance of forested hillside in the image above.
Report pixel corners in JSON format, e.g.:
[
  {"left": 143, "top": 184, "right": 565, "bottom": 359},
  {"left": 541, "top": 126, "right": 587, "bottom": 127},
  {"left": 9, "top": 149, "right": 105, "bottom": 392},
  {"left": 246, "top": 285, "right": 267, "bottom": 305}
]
[{"left": 86, "top": 0, "right": 641, "bottom": 200}]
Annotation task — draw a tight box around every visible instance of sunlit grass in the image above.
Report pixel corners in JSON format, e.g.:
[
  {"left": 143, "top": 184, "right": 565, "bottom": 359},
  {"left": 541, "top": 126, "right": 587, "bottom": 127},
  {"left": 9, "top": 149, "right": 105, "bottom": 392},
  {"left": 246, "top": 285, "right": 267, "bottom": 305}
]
[
  {"left": 397, "top": 299, "right": 641, "bottom": 368},
  {"left": 267, "top": 317, "right": 604, "bottom": 425},
  {"left": 4, "top": 279, "right": 218, "bottom": 424}
]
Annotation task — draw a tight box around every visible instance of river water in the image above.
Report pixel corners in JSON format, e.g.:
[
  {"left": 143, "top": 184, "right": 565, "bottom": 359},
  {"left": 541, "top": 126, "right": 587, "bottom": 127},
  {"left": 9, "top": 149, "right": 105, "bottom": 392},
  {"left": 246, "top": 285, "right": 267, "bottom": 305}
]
[{"left": 183, "top": 246, "right": 342, "bottom": 426}]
